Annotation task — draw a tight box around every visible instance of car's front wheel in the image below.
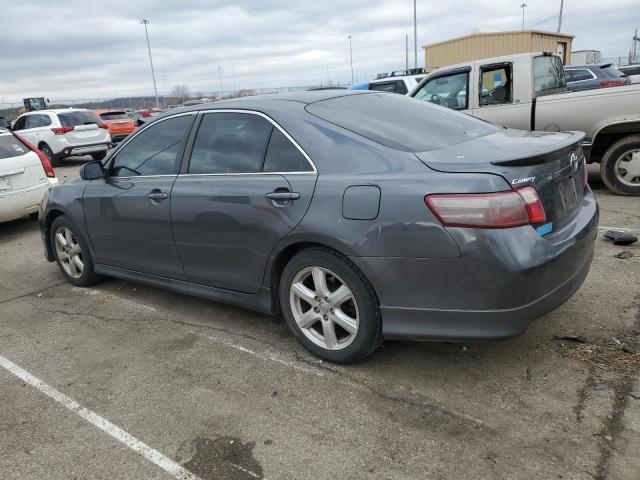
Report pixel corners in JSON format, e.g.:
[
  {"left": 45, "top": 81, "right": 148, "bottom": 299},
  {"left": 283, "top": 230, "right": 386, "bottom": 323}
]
[
  {"left": 51, "top": 215, "right": 100, "bottom": 287},
  {"left": 279, "top": 248, "right": 382, "bottom": 363}
]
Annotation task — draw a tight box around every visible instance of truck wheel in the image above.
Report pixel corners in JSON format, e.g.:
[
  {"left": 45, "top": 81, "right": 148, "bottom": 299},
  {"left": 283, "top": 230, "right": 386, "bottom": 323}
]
[{"left": 600, "top": 135, "right": 640, "bottom": 195}]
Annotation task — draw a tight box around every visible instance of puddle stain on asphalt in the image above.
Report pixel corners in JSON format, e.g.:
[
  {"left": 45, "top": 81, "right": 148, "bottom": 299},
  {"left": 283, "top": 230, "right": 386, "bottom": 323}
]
[{"left": 180, "top": 436, "right": 263, "bottom": 480}]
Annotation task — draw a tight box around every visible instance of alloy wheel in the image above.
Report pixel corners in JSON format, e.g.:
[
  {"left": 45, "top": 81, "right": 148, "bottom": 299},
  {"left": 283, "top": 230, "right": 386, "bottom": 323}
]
[
  {"left": 54, "top": 226, "right": 84, "bottom": 279},
  {"left": 289, "top": 266, "right": 359, "bottom": 351},
  {"left": 614, "top": 148, "right": 640, "bottom": 187}
]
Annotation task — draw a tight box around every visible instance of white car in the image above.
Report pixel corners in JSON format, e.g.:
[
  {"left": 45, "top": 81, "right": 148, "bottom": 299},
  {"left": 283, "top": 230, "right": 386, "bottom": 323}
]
[
  {"left": 10, "top": 108, "right": 111, "bottom": 166},
  {"left": 350, "top": 70, "right": 427, "bottom": 95},
  {"left": 0, "top": 128, "right": 58, "bottom": 223}
]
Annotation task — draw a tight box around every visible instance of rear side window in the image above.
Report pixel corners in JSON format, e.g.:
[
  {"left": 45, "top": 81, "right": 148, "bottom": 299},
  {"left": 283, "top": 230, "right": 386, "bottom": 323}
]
[
  {"left": 307, "top": 93, "right": 498, "bottom": 152},
  {"left": 58, "top": 111, "right": 101, "bottom": 127},
  {"left": 568, "top": 69, "right": 594, "bottom": 81},
  {"left": 99, "top": 111, "right": 129, "bottom": 120},
  {"left": 533, "top": 55, "right": 565, "bottom": 95},
  {"left": 188, "top": 113, "right": 273, "bottom": 174},
  {"left": 370, "top": 82, "right": 397, "bottom": 93},
  {"left": 0, "top": 134, "right": 28, "bottom": 159},
  {"left": 263, "top": 129, "right": 312, "bottom": 172},
  {"left": 111, "top": 115, "right": 191, "bottom": 177}
]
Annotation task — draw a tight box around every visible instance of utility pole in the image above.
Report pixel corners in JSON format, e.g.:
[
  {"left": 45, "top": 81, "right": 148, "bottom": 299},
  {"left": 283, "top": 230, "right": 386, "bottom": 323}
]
[
  {"left": 520, "top": 4, "right": 527, "bottom": 30},
  {"left": 413, "top": 0, "right": 418, "bottom": 68},
  {"left": 557, "top": 0, "right": 564, "bottom": 32},
  {"left": 405, "top": 34, "right": 409, "bottom": 71},
  {"left": 347, "top": 35, "right": 354, "bottom": 84},
  {"left": 141, "top": 19, "right": 160, "bottom": 109},
  {"left": 218, "top": 65, "right": 224, "bottom": 98}
]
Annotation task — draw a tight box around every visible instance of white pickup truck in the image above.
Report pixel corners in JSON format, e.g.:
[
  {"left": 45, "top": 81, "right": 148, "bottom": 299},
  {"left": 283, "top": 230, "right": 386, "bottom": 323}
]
[{"left": 409, "top": 52, "right": 640, "bottom": 195}]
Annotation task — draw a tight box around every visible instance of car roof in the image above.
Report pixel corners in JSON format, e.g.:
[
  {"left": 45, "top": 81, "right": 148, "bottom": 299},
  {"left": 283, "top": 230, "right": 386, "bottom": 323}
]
[
  {"left": 566, "top": 63, "right": 614, "bottom": 69},
  {"left": 371, "top": 74, "right": 424, "bottom": 83},
  {"left": 22, "top": 108, "right": 90, "bottom": 115}
]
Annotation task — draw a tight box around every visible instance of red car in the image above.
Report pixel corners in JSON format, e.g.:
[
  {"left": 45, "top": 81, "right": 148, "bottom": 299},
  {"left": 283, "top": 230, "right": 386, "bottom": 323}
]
[{"left": 94, "top": 110, "right": 136, "bottom": 143}]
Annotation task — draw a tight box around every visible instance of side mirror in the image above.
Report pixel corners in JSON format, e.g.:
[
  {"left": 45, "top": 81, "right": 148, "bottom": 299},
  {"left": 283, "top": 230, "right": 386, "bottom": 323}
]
[
  {"left": 136, "top": 118, "right": 146, "bottom": 127},
  {"left": 80, "top": 161, "right": 105, "bottom": 180}
]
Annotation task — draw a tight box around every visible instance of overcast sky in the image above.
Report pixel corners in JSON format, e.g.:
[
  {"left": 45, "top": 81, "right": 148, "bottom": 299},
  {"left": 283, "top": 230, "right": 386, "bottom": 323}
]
[{"left": 1, "top": 0, "right": 638, "bottom": 102}]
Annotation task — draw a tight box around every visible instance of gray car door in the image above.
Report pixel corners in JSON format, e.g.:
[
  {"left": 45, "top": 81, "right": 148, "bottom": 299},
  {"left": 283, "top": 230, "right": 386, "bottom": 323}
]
[
  {"left": 171, "top": 111, "right": 317, "bottom": 293},
  {"left": 83, "top": 113, "right": 195, "bottom": 279}
]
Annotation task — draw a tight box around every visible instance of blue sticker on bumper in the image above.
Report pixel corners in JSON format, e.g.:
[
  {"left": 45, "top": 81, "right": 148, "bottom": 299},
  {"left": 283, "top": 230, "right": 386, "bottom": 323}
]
[{"left": 536, "top": 222, "right": 553, "bottom": 236}]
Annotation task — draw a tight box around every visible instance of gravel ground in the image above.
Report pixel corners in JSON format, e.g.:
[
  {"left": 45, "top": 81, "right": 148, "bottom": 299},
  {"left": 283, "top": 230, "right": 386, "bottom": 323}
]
[{"left": 0, "top": 158, "right": 638, "bottom": 480}]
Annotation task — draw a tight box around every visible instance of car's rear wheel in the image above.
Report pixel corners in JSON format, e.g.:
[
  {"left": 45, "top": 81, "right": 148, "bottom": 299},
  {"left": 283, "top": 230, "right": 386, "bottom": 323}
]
[
  {"left": 279, "top": 248, "right": 381, "bottom": 363},
  {"left": 39, "top": 143, "right": 58, "bottom": 167},
  {"left": 91, "top": 151, "right": 107, "bottom": 161},
  {"left": 51, "top": 215, "right": 100, "bottom": 287},
  {"left": 600, "top": 135, "right": 640, "bottom": 195}
]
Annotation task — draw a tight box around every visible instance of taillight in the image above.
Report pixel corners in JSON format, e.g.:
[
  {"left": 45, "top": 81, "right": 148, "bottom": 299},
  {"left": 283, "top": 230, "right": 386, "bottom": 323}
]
[
  {"left": 51, "top": 126, "right": 74, "bottom": 135},
  {"left": 15, "top": 135, "right": 56, "bottom": 178},
  {"left": 98, "top": 123, "right": 109, "bottom": 129},
  {"left": 600, "top": 80, "right": 625, "bottom": 87},
  {"left": 425, "top": 187, "right": 545, "bottom": 229}
]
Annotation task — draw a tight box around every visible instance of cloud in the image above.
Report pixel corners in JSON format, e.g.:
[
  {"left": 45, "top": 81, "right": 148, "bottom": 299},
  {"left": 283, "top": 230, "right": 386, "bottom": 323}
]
[{"left": 0, "top": 0, "right": 637, "bottom": 102}]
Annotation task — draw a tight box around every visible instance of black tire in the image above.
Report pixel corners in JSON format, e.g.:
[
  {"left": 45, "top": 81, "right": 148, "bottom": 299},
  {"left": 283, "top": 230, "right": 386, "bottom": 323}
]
[
  {"left": 39, "top": 143, "right": 58, "bottom": 167},
  {"left": 91, "top": 151, "right": 107, "bottom": 161},
  {"left": 599, "top": 135, "right": 640, "bottom": 196},
  {"left": 50, "top": 215, "right": 101, "bottom": 287},
  {"left": 279, "top": 248, "right": 382, "bottom": 363}
]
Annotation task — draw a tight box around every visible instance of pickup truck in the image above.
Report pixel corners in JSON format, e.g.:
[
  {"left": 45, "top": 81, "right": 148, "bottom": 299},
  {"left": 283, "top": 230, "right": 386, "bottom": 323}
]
[{"left": 409, "top": 52, "right": 640, "bottom": 195}]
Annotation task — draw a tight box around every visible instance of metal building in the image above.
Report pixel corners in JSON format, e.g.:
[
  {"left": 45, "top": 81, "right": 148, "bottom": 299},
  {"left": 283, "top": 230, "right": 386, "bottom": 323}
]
[{"left": 423, "top": 30, "right": 574, "bottom": 71}]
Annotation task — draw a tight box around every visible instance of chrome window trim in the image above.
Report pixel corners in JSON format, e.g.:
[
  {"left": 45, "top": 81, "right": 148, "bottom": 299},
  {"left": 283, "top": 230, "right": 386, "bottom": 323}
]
[
  {"left": 195, "top": 108, "right": 317, "bottom": 174},
  {"left": 178, "top": 172, "right": 317, "bottom": 177},
  {"left": 565, "top": 69, "right": 597, "bottom": 82}
]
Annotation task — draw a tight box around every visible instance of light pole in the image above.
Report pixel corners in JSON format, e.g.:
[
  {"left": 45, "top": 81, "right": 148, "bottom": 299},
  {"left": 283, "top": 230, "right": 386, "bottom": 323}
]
[
  {"left": 347, "top": 35, "right": 354, "bottom": 84},
  {"left": 557, "top": 0, "right": 564, "bottom": 32},
  {"left": 520, "top": 3, "right": 527, "bottom": 30},
  {"left": 141, "top": 19, "right": 160, "bottom": 108},
  {"left": 413, "top": 0, "right": 418, "bottom": 68}
]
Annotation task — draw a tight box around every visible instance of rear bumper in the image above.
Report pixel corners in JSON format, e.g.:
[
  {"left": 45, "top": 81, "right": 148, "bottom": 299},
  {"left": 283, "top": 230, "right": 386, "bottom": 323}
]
[
  {"left": 0, "top": 180, "right": 57, "bottom": 223},
  {"left": 353, "top": 188, "right": 599, "bottom": 340}
]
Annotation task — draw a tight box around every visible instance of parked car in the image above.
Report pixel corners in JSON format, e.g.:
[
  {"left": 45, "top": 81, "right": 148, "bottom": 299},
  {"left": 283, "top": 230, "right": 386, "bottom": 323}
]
[
  {"left": 618, "top": 64, "right": 640, "bottom": 83},
  {"left": 410, "top": 52, "right": 640, "bottom": 195},
  {"left": 9, "top": 109, "right": 111, "bottom": 166},
  {"left": 564, "top": 63, "right": 630, "bottom": 91},
  {"left": 128, "top": 109, "right": 162, "bottom": 125},
  {"left": 1, "top": 128, "right": 58, "bottom": 223},
  {"left": 349, "top": 69, "right": 426, "bottom": 95},
  {"left": 39, "top": 91, "right": 597, "bottom": 363},
  {"left": 94, "top": 110, "right": 136, "bottom": 143}
]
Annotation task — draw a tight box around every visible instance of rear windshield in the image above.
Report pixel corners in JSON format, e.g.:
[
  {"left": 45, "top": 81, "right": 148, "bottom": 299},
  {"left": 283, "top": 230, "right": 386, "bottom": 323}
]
[
  {"left": 305, "top": 93, "right": 498, "bottom": 152},
  {"left": 0, "top": 133, "right": 29, "bottom": 159},
  {"left": 601, "top": 66, "right": 626, "bottom": 78},
  {"left": 57, "top": 111, "right": 101, "bottom": 127},
  {"left": 99, "top": 111, "right": 129, "bottom": 120}
]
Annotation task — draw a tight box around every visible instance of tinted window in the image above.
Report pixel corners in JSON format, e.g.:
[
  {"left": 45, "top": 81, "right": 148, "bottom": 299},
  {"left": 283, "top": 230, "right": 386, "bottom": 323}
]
[
  {"left": 26, "top": 114, "right": 52, "bottom": 128},
  {"left": 263, "top": 129, "right": 312, "bottom": 172},
  {"left": 307, "top": 93, "right": 498, "bottom": 152},
  {"left": 480, "top": 65, "right": 512, "bottom": 105},
  {"left": 395, "top": 81, "right": 408, "bottom": 95},
  {"left": 370, "top": 82, "right": 397, "bottom": 93},
  {"left": 0, "top": 134, "right": 29, "bottom": 158},
  {"left": 58, "top": 111, "right": 101, "bottom": 127},
  {"left": 414, "top": 71, "right": 469, "bottom": 110},
  {"left": 568, "top": 69, "right": 594, "bottom": 81},
  {"left": 12, "top": 116, "right": 27, "bottom": 131},
  {"left": 99, "top": 111, "right": 129, "bottom": 120},
  {"left": 601, "top": 66, "right": 626, "bottom": 78},
  {"left": 533, "top": 55, "right": 565, "bottom": 95},
  {"left": 189, "top": 113, "right": 272, "bottom": 174},
  {"left": 111, "top": 115, "right": 191, "bottom": 177}
]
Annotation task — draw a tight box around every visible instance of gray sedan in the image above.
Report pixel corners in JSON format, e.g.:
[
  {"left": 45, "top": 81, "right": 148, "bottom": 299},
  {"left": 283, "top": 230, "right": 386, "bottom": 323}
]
[{"left": 39, "top": 91, "right": 598, "bottom": 363}]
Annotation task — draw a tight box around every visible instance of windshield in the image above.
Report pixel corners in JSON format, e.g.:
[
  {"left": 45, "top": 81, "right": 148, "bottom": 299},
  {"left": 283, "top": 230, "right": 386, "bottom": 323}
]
[
  {"left": 306, "top": 93, "right": 498, "bottom": 152},
  {"left": 58, "top": 111, "right": 101, "bottom": 127},
  {"left": 99, "top": 111, "right": 129, "bottom": 120}
]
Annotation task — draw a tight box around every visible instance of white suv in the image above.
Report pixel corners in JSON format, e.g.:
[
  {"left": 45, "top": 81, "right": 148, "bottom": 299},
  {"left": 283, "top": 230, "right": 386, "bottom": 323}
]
[{"left": 11, "top": 109, "right": 111, "bottom": 166}]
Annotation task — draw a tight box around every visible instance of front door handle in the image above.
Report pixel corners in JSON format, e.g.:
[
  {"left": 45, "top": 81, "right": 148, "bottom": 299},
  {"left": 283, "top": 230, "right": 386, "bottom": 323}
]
[
  {"left": 265, "top": 191, "right": 300, "bottom": 201},
  {"left": 147, "top": 190, "right": 168, "bottom": 201}
]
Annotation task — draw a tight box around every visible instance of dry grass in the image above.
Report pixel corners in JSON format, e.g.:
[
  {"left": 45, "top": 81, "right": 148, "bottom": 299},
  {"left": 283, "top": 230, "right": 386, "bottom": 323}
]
[{"left": 558, "top": 333, "right": 640, "bottom": 376}]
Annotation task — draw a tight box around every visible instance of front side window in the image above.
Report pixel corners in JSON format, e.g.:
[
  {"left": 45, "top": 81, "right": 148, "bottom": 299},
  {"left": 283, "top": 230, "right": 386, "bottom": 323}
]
[
  {"left": 12, "top": 116, "right": 27, "bottom": 131},
  {"left": 479, "top": 64, "right": 512, "bottom": 106},
  {"left": 111, "top": 115, "right": 191, "bottom": 177},
  {"left": 263, "top": 129, "right": 312, "bottom": 172},
  {"left": 188, "top": 113, "right": 273, "bottom": 174},
  {"left": 413, "top": 71, "right": 469, "bottom": 110},
  {"left": 533, "top": 55, "right": 565, "bottom": 95}
]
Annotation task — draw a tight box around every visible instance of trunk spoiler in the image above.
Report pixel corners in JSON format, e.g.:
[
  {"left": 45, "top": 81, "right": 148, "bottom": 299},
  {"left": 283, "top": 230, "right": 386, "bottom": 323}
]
[{"left": 491, "top": 131, "right": 585, "bottom": 167}]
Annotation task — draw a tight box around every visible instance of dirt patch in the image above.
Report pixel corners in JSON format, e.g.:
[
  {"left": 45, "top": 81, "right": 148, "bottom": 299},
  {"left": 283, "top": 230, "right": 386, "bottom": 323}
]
[
  {"left": 557, "top": 333, "right": 640, "bottom": 376},
  {"left": 182, "top": 436, "right": 263, "bottom": 480}
]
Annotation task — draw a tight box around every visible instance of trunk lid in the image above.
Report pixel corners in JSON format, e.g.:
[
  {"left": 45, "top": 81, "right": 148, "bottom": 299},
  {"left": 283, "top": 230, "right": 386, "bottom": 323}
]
[{"left": 415, "top": 129, "right": 587, "bottom": 234}]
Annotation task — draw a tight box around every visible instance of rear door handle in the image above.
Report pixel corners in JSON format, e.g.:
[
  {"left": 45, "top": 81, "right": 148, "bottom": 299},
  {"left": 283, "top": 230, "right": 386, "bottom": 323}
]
[
  {"left": 147, "top": 191, "right": 168, "bottom": 200},
  {"left": 265, "top": 191, "right": 300, "bottom": 201}
]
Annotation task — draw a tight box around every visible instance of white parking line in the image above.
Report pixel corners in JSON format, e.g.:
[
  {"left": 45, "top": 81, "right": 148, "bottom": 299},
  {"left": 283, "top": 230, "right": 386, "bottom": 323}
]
[{"left": 0, "top": 354, "right": 201, "bottom": 480}]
